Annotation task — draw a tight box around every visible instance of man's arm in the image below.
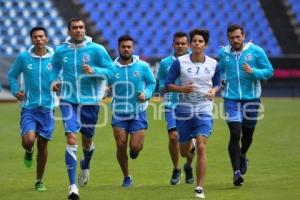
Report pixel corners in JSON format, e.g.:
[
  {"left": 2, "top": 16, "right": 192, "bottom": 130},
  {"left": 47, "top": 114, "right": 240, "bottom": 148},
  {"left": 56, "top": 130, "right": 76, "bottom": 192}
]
[
  {"left": 51, "top": 51, "right": 62, "bottom": 91},
  {"left": 7, "top": 54, "right": 23, "bottom": 98},
  {"left": 218, "top": 50, "right": 227, "bottom": 87},
  {"left": 244, "top": 48, "right": 273, "bottom": 80},
  {"left": 157, "top": 60, "right": 166, "bottom": 94},
  {"left": 90, "top": 47, "right": 116, "bottom": 80},
  {"left": 207, "top": 64, "right": 221, "bottom": 100},
  {"left": 138, "top": 64, "right": 157, "bottom": 102}
]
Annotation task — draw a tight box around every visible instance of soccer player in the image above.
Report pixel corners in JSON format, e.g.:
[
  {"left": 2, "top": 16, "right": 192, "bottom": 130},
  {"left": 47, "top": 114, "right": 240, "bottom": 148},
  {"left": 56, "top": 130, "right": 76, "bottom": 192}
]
[
  {"left": 51, "top": 18, "right": 114, "bottom": 200},
  {"left": 7, "top": 27, "right": 55, "bottom": 191},
  {"left": 109, "top": 35, "right": 156, "bottom": 187},
  {"left": 218, "top": 24, "right": 273, "bottom": 186},
  {"left": 165, "top": 29, "right": 220, "bottom": 199},
  {"left": 157, "top": 32, "right": 195, "bottom": 185}
]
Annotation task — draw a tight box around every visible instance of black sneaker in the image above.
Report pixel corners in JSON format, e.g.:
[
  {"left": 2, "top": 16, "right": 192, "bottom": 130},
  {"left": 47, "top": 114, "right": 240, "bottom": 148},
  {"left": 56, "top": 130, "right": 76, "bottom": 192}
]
[
  {"left": 240, "top": 155, "right": 248, "bottom": 175},
  {"left": 129, "top": 150, "right": 139, "bottom": 159},
  {"left": 170, "top": 168, "right": 181, "bottom": 185},
  {"left": 183, "top": 163, "right": 194, "bottom": 184},
  {"left": 233, "top": 170, "right": 244, "bottom": 186}
]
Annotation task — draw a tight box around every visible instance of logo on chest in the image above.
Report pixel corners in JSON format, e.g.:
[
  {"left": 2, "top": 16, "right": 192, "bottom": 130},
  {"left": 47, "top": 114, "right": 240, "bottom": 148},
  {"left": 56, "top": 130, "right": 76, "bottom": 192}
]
[
  {"left": 133, "top": 71, "right": 140, "bottom": 77},
  {"left": 204, "top": 67, "right": 211, "bottom": 74},
  {"left": 63, "top": 57, "right": 68, "bottom": 63},
  {"left": 82, "top": 54, "right": 91, "bottom": 64},
  {"left": 47, "top": 63, "right": 52, "bottom": 71},
  {"left": 245, "top": 54, "right": 252, "bottom": 61},
  {"left": 27, "top": 64, "right": 32, "bottom": 70},
  {"left": 225, "top": 56, "right": 230, "bottom": 62}
]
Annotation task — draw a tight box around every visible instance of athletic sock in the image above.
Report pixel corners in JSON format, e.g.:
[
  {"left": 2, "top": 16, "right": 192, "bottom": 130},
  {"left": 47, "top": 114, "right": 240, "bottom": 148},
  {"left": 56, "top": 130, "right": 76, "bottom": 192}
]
[
  {"left": 65, "top": 144, "right": 78, "bottom": 185},
  {"left": 81, "top": 143, "right": 95, "bottom": 169}
]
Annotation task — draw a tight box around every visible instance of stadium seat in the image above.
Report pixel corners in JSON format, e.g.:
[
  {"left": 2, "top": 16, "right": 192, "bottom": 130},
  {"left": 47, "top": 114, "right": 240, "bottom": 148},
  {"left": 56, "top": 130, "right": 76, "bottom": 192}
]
[
  {"left": 288, "top": 0, "right": 300, "bottom": 25},
  {"left": 0, "top": 0, "right": 67, "bottom": 56}
]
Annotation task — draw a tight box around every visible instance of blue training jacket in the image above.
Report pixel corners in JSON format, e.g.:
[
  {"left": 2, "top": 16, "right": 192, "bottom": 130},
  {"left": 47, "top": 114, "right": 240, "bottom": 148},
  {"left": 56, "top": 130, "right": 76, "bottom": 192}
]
[
  {"left": 52, "top": 36, "right": 115, "bottom": 104},
  {"left": 109, "top": 55, "right": 156, "bottom": 114},
  {"left": 157, "top": 55, "right": 179, "bottom": 109},
  {"left": 8, "top": 46, "right": 56, "bottom": 109},
  {"left": 218, "top": 42, "right": 273, "bottom": 100}
]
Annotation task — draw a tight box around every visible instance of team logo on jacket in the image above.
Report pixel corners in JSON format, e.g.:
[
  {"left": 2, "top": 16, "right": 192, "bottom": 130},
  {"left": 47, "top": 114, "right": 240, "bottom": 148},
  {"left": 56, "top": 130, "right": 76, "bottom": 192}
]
[
  {"left": 245, "top": 54, "right": 252, "bottom": 61},
  {"left": 133, "top": 71, "right": 140, "bottom": 77},
  {"left": 27, "top": 64, "right": 32, "bottom": 69},
  {"left": 225, "top": 56, "right": 230, "bottom": 62},
  {"left": 47, "top": 63, "right": 52, "bottom": 71},
  {"left": 63, "top": 57, "right": 68, "bottom": 62},
  {"left": 115, "top": 73, "right": 120, "bottom": 79},
  {"left": 82, "top": 54, "right": 90, "bottom": 64}
]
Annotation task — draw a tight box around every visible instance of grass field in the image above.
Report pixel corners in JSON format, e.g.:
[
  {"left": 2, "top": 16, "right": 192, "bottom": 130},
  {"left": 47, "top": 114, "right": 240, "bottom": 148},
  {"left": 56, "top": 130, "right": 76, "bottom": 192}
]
[{"left": 0, "top": 98, "right": 299, "bottom": 200}]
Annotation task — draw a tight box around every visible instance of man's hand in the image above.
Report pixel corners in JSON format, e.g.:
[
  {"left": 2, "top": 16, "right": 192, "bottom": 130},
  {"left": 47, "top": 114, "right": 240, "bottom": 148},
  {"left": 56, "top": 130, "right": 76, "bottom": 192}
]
[
  {"left": 243, "top": 63, "right": 253, "bottom": 74},
  {"left": 82, "top": 63, "right": 94, "bottom": 74},
  {"left": 137, "top": 92, "right": 146, "bottom": 103},
  {"left": 16, "top": 90, "right": 24, "bottom": 101},
  {"left": 206, "top": 88, "right": 218, "bottom": 100},
  {"left": 181, "top": 82, "right": 195, "bottom": 93},
  {"left": 52, "top": 82, "right": 61, "bottom": 92}
]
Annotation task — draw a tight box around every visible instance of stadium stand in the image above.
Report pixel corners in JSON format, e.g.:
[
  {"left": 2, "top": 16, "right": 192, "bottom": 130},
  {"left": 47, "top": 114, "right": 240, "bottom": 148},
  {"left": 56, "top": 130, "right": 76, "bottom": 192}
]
[
  {"left": 0, "top": 0, "right": 67, "bottom": 56},
  {"left": 78, "top": 0, "right": 282, "bottom": 57},
  {"left": 1, "top": 0, "right": 300, "bottom": 98}
]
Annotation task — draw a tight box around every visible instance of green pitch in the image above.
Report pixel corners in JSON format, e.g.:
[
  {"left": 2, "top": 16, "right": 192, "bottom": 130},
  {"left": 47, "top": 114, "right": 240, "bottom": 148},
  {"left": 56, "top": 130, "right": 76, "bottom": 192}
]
[{"left": 0, "top": 98, "right": 299, "bottom": 200}]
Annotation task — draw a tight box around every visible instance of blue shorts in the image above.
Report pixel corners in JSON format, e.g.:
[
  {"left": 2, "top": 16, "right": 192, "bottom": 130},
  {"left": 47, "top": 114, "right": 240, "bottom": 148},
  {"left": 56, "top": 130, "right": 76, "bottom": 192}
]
[
  {"left": 60, "top": 101, "right": 99, "bottom": 138},
  {"left": 176, "top": 112, "right": 213, "bottom": 143},
  {"left": 164, "top": 107, "right": 176, "bottom": 132},
  {"left": 111, "top": 111, "right": 148, "bottom": 134},
  {"left": 20, "top": 108, "right": 55, "bottom": 141},
  {"left": 224, "top": 98, "right": 261, "bottom": 128}
]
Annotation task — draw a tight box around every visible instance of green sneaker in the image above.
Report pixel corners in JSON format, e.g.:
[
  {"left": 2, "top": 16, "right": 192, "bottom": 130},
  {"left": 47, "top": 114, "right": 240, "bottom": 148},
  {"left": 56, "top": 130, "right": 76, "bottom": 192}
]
[
  {"left": 35, "top": 181, "right": 47, "bottom": 191},
  {"left": 24, "top": 150, "right": 33, "bottom": 168}
]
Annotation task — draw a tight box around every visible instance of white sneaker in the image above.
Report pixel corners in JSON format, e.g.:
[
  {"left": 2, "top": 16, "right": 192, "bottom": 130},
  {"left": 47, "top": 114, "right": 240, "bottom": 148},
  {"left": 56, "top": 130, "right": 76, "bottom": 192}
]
[
  {"left": 78, "top": 169, "right": 90, "bottom": 187},
  {"left": 68, "top": 184, "right": 79, "bottom": 200},
  {"left": 195, "top": 186, "right": 205, "bottom": 199}
]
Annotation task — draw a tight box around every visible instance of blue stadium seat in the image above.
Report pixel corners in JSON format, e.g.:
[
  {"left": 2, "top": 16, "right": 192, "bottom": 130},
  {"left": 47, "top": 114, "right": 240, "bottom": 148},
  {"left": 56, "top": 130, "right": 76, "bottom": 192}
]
[
  {"left": 1, "top": 0, "right": 283, "bottom": 57},
  {"left": 0, "top": 0, "right": 67, "bottom": 56}
]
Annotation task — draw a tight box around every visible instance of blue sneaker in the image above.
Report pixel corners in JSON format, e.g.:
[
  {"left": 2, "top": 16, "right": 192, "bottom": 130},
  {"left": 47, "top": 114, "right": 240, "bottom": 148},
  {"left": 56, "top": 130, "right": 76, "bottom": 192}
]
[
  {"left": 122, "top": 176, "right": 132, "bottom": 187},
  {"left": 240, "top": 155, "right": 248, "bottom": 175},
  {"left": 129, "top": 150, "right": 139, "bottom": 159},
  {"left": 233, "top": 170, "right": 244, "bottom": 186}
]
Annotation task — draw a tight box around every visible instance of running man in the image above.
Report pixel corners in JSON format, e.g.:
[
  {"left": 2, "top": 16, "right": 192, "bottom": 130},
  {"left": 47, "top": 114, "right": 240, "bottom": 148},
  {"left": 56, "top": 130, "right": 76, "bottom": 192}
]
[
  {"left": 8, "top": 27, "right": 56, "bottom": 191},
  {"left": 166, "top": 29, "right": 220, "bottom": 198},
  {"left": 52, "top": 18, "right": 114, "bottom": 200}
]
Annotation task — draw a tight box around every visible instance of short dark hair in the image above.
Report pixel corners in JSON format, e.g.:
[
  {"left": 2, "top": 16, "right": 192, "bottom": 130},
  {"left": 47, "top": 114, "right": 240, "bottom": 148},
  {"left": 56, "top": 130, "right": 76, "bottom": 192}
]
[
  {"left": 30, "top": 27, "right": 48, "bottom": 38},
  {"left": 227, "top": 24, "right": 244, "bottom": 35},
  {"left": 189, "top": 29, "right": 209, "bottom": 44},
  {"left": 118, "top": 34, "right": 134, "bottom": 46},
  {"left": 172, "top": 32, "right": 188, "bottom": 42},
  {"left": 68, "top": 18, "right": 84, "bottom": 30}
]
